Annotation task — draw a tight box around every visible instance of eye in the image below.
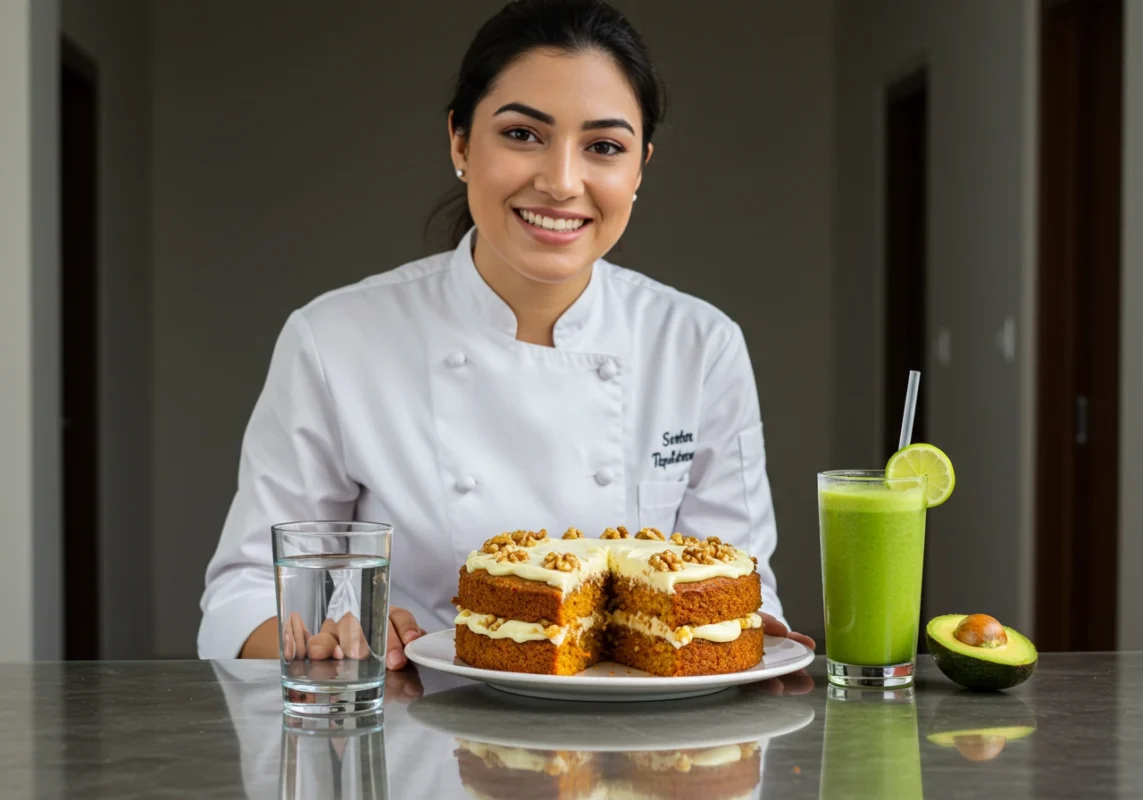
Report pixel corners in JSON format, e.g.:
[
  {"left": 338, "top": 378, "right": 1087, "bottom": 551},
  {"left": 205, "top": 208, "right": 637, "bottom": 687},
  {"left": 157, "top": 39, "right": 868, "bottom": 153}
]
[
  {"left": 588, "top": 140, "right": 625, "bottom": 156},
  {"left": 503, "top": 127, "right": 540, "bottom": 144}
]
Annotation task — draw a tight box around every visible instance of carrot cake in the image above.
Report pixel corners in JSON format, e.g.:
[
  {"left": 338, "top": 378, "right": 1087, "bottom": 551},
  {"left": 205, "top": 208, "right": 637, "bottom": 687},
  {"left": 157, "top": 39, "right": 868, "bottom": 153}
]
[
  {"left": 452, "top": 738, "right": 761, "bottom": 800},
  {"left": 453, "top": 527, "right": 764, "bottom": 677}
]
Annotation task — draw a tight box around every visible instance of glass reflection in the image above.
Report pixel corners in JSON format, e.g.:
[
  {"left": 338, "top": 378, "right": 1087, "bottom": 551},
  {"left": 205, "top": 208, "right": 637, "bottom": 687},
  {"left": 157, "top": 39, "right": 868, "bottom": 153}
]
[
  {"left": 279, "top": 714, "right": 388, "bottom": 800},
  {"left": 819, "top": 685, "right": 923, "bottom": 800}
]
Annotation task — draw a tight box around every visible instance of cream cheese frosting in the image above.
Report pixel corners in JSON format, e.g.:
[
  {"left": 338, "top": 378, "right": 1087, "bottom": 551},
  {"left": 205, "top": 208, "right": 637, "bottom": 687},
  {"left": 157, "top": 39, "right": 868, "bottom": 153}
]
[
  {"left": 607, "top": 538, "right": 756, "bottom": 591},
  {"left": 610, "top": 609, "right": 763, "bottom": 648},
  {"left": 454, "top": 608, "right": 600, "bottom": 646},
  {"left": 463, "top": 532, "right": 755, "bottom": 595},
  {"left": 463, "top": 537, "right": 610, "bottom": 594}
]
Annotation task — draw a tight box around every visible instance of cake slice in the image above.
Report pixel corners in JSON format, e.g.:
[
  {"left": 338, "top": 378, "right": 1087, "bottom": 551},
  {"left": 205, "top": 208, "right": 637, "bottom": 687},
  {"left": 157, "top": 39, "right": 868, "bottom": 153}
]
[
  {"left": 453, "top": 529, "right": 610, "bottom": 675},
  {"left": 607, "top": 533, "right": 764, "bottom": 677}
]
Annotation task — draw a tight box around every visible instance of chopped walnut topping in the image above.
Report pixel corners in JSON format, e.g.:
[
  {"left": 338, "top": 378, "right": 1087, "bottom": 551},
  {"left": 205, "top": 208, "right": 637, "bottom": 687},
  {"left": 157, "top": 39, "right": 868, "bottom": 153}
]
[
  {"left": 493, "top": 546, "right": 529, "bottom": 563},
  {"left": 669, "top": 532, "right": 700, "bottom": 545},
  {"left": 480, "top": 533, "right": 515, "bottom": 554},
  {"left": 681, "top": 545, "right": 716, "bottom": 565},
  {"left": 562, "top": 527, "right": 583, "bottom": 539},
  {"left": 648, "top": 549, "right": 684, "bottom": 572},
  {"left": 635, "top": 527, "right": 665, "bottom": 541},
  {"left": 487, "top": 618, "right": 506, "bottom": 632},
  {"left": 617, "top": 526, "right": 630, "bottom": 538},
  {"left": 601, "top": 526, "right": 629, "bottom": 540},
  {"left": 713, "top": 543, "right": 738, "bottom": 563},
  {"left": 704, "top": 536, "right": 723, "bottom": 546},
  {"left": 543, "top": 624, "right": 561, "bottom": 640},
  {"left": 542, "top": 551, "right": 581, "bottom": 572}
]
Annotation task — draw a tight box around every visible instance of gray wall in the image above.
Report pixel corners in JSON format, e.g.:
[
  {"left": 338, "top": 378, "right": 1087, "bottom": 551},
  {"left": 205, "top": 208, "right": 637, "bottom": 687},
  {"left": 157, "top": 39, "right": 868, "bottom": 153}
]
[
  {"left": 0, "top": 0, "right": 62, "bottom": 662},
  {"left": 833, "top": 0, "right": 1037, "bottom": 633},
  {"left": 1121, "top": 1, "right": 1143, "bottom": 651},
  {"left": 61, "top": 0, "right": 155, "bottom": 660},
  {"left": 152, "top": 0, "right": 835, "bottom": 654}
]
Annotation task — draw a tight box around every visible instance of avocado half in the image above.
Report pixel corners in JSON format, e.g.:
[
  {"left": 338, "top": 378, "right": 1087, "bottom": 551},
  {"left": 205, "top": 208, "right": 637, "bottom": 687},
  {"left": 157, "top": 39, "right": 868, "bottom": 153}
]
[
  {"left": 925, "top": 614, "right": 1038, "bottom": 691},
  {"left": 925, "top": 692, "right": 1036, "bottom": 762}
]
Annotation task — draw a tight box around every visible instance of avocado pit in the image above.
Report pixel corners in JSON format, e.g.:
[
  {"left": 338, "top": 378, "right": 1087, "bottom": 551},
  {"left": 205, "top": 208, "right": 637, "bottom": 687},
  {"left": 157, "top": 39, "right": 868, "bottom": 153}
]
[{"left": 954, "top": 613, "right": 1008, "bottom": 649}]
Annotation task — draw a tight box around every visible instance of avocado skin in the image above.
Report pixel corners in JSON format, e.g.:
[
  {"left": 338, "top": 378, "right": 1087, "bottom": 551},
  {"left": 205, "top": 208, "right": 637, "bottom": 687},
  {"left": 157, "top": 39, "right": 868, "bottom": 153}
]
[{"left": 926, "top": 615, "right": 1038, "bottom": 690}]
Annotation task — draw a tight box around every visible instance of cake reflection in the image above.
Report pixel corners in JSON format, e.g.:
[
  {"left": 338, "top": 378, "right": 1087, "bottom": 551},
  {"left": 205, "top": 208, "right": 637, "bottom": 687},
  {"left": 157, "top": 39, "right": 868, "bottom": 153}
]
[{"left": 453, "top": 738, "right": 764, "bottom": 800}]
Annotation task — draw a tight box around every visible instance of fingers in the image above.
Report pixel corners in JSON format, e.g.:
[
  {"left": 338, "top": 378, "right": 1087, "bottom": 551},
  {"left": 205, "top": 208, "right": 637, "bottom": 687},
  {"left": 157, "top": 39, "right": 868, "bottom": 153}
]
[
  {"left": 387, "top": 667, "right": 425, "bottom": 704},
  {"left": 760, "top": 613, "right": 790, "bottom": 637},
  {"left": 337, "top": 613, "right": 370, "bottom": 660},
  {"left": 386, "top": 607, "right": 424, "bottom": 670},
  {"left": 789, "top": 631, "right": 817, "bottom": 651},
  {"left": 307, "top": 631, "right": 339, "bottom": 660},
  {"left": 386, "top": 617, "right": 405, "bottom": 670}
]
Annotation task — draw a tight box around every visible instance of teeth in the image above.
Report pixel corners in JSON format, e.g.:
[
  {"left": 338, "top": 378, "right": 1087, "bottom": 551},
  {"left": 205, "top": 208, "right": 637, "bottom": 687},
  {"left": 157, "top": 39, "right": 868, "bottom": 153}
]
[{"left": 519, "top": 209, "right": 585, "bottom": 232}]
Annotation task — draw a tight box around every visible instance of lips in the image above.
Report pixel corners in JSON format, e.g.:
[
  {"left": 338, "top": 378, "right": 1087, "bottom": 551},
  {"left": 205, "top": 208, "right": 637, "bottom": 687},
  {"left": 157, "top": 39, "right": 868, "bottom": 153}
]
[{"left": 515, "top": 208, "right": 590, "bottom": 232}]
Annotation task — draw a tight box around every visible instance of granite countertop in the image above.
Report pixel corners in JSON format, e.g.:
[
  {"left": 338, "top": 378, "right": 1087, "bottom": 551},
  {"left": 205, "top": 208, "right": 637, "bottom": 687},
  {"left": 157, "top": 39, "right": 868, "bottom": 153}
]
[{"left": 0, "top": 653, "right": 1139, "bottom": 798}]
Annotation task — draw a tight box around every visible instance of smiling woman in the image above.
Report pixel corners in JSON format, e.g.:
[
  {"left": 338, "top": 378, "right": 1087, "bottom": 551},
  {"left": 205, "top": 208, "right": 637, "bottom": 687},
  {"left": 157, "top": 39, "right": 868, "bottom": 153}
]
[{"left": 198, "top": 0, "right": 814, "bottom": 672}]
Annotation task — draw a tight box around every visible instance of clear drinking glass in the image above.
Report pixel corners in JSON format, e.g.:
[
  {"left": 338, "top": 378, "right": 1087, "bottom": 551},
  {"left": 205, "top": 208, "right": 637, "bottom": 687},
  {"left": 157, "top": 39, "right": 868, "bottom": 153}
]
[
  {"left": 273, "top": 521, "right": 392, "bottom": 716},
  {"left": 818, "top": 470, "right": 927, "bottom": 688}
]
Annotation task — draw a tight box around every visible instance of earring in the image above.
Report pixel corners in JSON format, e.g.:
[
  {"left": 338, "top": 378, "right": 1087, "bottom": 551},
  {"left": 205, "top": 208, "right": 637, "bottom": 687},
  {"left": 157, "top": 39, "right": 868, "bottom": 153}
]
[
  {"left": 456, "top": 168, "right": 465, "bottom": 179},
  {"left": 633, "top": 192, "right": 638, "bottom": 202}
]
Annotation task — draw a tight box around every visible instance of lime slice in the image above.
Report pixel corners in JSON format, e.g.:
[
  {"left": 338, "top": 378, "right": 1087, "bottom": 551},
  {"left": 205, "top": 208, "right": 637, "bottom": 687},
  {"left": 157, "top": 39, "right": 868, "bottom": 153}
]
[{"left": 886, "top": 443, "right": 956, "bottom": 507}]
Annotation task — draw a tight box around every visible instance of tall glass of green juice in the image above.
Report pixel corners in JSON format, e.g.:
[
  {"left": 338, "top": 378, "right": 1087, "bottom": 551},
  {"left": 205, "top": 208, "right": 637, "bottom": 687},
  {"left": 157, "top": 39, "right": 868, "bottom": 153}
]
[{"left": 818, "top": 470, "right": 927, "bottom": 688}]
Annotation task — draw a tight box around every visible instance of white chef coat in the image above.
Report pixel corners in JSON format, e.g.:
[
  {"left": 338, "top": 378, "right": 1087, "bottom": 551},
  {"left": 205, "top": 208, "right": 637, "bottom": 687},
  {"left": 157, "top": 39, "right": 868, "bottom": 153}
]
[{"left": 197, "top": 227, "right": 787, "bottom": 659}]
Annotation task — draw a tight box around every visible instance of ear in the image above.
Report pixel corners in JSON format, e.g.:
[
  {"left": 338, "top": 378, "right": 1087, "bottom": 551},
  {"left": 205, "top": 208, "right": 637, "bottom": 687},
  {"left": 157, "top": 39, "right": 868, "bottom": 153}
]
[
  {"left": 448, "top": 110, "right": 468, "bottom": 177},
  {"left": 635, "top": 142, "right": 654, "bottom": 191}
]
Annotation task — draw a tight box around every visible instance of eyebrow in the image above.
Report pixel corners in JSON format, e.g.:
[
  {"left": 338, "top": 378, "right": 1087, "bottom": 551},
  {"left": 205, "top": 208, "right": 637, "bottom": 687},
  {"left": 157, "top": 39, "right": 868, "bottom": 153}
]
[{"left": 493, "top": 102, "right": 635, "bottom": 136}]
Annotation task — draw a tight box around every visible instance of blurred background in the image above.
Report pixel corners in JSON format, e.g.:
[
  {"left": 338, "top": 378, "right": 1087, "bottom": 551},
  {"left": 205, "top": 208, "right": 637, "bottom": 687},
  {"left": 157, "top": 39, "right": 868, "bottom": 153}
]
[{"left": 0, "top": 0, "right": 1135, "bottom": 661}]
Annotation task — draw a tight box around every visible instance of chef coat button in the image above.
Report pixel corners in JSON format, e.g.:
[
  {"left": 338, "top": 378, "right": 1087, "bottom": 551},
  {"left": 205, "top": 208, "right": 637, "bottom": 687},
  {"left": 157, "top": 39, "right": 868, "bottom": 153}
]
[
  {"left": 455, "top": 476, "right": 476, "bottom": 494},
  {"left": 447, "top": 352, "right": 467, "bottom": 368},
  {"left": 597, "top": 360, "right": 619, "bottom": 381},
  {"left": 594, "top": 468, "right": 615, "bottom": 486}
]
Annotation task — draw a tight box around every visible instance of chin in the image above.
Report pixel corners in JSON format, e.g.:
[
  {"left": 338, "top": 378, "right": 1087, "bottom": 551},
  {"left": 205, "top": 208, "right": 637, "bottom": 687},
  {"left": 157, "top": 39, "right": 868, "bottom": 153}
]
[{"left": 509, "top": 253, "right": 591, "bottom": 285}]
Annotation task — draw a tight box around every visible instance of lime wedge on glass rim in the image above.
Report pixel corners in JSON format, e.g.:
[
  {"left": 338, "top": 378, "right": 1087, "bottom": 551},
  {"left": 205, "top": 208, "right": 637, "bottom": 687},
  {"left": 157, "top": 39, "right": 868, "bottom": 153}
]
[{"left": 885, "top": 443, "right": 956, "bottom": 507}]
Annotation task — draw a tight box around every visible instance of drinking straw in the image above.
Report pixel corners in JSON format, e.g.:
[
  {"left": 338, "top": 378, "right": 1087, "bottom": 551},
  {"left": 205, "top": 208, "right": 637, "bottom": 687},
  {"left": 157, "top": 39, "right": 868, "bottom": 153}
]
[{"left": 898, "top": 370, "right": 921, "bottom": 451}]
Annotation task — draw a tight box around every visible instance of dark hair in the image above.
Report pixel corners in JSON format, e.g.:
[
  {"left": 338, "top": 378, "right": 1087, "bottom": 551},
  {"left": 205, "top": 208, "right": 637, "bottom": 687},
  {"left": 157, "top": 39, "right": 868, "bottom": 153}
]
[{"left": 423, "top": 0, "right": 668, "bottom": 251}]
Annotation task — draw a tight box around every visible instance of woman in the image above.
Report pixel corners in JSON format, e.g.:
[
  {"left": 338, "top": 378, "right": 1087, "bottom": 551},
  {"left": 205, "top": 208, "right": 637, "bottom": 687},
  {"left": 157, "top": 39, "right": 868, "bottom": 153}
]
[{"left": 197, "top": 0, "right": 815, "bottom": 667}]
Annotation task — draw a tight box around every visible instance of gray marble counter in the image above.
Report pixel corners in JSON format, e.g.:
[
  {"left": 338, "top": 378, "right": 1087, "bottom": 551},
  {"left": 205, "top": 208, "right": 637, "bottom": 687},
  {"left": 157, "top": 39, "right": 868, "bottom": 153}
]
[{"left": 0, "top": 653, "right": 1139, "bottom": 798}]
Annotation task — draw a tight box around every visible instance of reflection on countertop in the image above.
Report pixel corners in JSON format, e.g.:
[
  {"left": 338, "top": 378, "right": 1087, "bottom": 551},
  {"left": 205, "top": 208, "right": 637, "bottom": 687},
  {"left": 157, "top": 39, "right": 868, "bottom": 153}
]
[{"left": 3, "top": 654, "right": 1141, "bottom": 798}]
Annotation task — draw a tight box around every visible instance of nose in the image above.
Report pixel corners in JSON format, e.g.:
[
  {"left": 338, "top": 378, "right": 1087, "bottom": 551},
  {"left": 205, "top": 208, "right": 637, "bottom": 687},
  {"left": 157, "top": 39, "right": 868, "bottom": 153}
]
[{"left": 534, "top": 141, "right": 583, "bottom": 201}]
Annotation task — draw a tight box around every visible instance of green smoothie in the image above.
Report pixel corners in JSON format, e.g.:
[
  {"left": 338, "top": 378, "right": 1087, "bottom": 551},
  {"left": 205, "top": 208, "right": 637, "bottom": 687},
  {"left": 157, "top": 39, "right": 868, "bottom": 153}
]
[{"left": 819, "top": 475, "right": 927, "bottom": 667}]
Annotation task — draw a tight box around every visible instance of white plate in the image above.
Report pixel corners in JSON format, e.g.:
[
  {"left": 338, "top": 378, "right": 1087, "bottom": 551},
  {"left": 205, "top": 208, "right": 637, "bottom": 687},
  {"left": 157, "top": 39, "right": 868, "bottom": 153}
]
[
  {"left": 407, "top": 681, "right": 815, "bottom": 751},
  {"left": 403, "top": 630, "right": 815, "bottom": 702}
]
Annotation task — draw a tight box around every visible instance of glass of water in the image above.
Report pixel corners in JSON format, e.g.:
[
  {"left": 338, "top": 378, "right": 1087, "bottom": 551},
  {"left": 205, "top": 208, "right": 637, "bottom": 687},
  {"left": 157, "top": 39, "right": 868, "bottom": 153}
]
[{"left": 272, "top": 521, "right": 392, "bottom": 717}]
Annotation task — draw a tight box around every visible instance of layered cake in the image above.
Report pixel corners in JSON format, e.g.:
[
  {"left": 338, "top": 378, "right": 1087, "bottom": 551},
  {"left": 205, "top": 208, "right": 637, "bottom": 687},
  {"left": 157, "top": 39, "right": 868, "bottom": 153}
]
[
  {"left": 453, "top": 527, "right": 764, "bottom": 676},
  {"left": 453, "top": 739, "right": 762, "bottom": 800}
]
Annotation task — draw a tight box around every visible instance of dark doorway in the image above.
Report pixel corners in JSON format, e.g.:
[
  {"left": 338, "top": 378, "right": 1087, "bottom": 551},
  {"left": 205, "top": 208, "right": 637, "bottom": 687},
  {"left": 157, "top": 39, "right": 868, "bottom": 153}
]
[
  {"left": 883, "top": 69, "right": 929, "bottom": 461},
  {"left": 883, "top": 69, "right": 930, "bottom": 641},
  {"left": 1035, "top": 0, "right": 1122, "bottom": 652},
  {"left": 60, "top": 38, "right": 101, "bottom": 660}
]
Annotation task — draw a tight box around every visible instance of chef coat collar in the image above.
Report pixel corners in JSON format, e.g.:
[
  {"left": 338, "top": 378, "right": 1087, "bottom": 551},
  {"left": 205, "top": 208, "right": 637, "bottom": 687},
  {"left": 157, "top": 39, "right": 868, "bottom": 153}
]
[{"left": 448, "top": 226, "right": 603, "bottom": 349}]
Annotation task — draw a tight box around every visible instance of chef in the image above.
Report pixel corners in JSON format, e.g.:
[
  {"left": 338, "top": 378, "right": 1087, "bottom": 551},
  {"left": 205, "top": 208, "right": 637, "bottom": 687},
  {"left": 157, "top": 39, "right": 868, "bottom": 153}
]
[{"left": 197, "top": 0, "right": 815, "bottom": 667}]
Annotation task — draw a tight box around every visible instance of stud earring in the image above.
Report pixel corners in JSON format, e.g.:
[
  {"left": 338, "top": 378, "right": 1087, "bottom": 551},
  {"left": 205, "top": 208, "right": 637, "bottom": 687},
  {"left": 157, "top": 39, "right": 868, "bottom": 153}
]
[
  {"left": 456, "top": 168, "right": 465, "bottom": 179},
  {"left": 633, "top": 192, "right": 638, "bottom": 202}
]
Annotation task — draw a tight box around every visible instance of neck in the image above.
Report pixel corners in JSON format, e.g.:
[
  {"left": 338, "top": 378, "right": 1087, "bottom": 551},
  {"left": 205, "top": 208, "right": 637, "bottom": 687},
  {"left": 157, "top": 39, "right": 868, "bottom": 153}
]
[{"left": 471, "top": 233, "right": 592, "bottom": 347}]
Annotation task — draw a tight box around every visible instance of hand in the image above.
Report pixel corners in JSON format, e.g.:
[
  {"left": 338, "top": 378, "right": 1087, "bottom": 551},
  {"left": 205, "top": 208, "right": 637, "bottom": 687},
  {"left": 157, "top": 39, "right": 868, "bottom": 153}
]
[
  {"left": 762, "top": 613, "right": 816, "bottom": 651},
  {"left": 282, "top": 612, "right": 310, "bottom": 662},
  {"left": 386, "top": 607, "right": 426, "bottom": 670}
]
